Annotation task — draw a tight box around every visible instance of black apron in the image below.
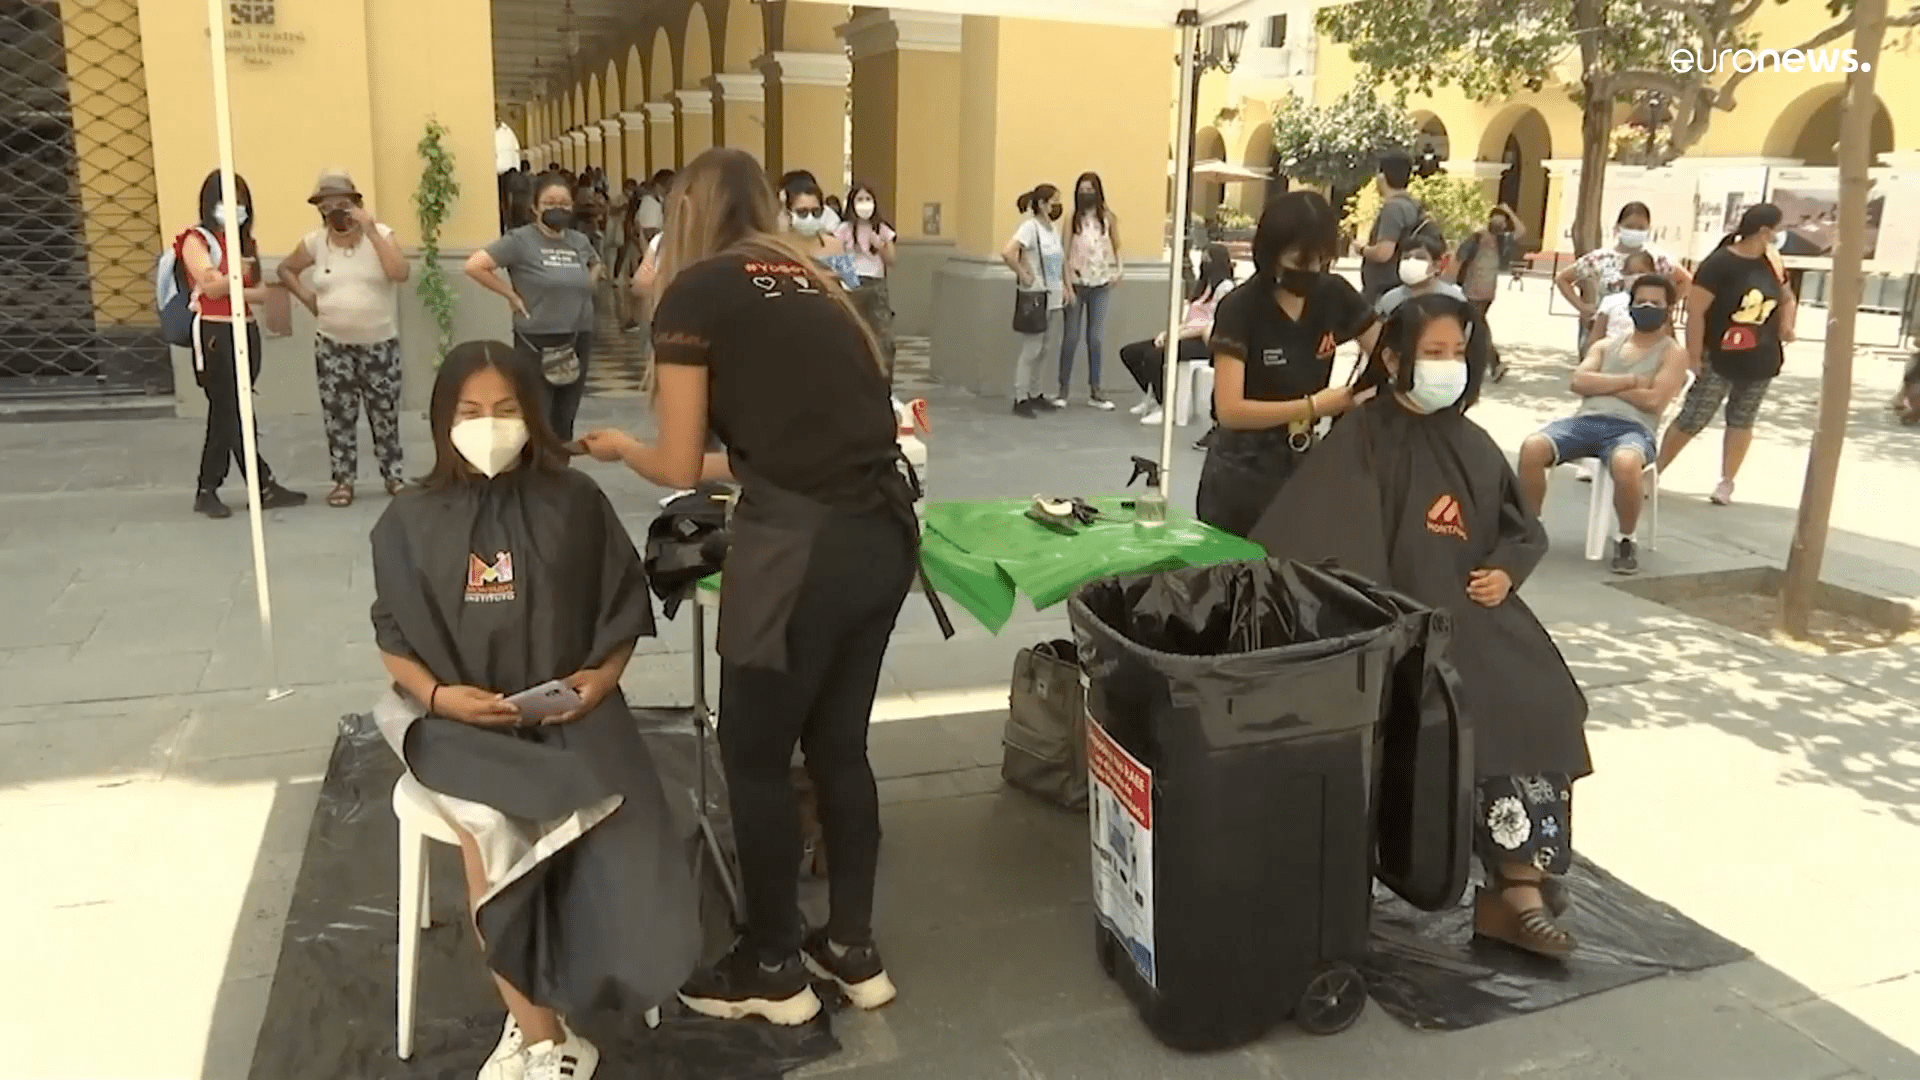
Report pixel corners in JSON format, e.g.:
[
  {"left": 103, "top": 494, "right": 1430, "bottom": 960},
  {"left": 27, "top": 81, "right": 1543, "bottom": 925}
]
[
  {"left": 1248, "top": 399, "right": 1590, "bottom": 779},
  {"left": 1194, "top": 426, "right": 1309, "bottom": 539}
]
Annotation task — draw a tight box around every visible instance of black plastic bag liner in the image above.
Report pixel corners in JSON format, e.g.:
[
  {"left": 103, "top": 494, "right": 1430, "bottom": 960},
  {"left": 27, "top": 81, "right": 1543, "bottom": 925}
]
[
  {"left": 1068, "top": 559, "right": 1471, "bottom": 1052},
  {"left": 247, "top": 712, "right": 838, "bottom": 1080}
]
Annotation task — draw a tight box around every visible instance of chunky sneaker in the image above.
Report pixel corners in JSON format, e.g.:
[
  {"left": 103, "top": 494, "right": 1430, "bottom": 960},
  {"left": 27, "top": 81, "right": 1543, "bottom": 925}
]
[
  {"left": 1046, "top": 395, "right": 1068, "bottom": 410},
  {"left": 679, "top": 943, "right": 823, "bottom": 1026},
  {"left": 260, "top": 482, "right": 309, "bottom": 509},
  {"left": 1709, "top": 479, "right": 1735, "bottom": 505},
  {"left": 193, "top": 490, "right": 232, "bottom": 519},
  {"left": 1012, "top": 398, "right": 1037, "bottom": 419},
  {"left": 478, "top": 1016, "right": 527, "bottom": 1080},
  {"left": 1088, "top": 394, "right": 1116, "bottom": 411},
  {"left": 1610, "top": 538, "right": 1640, "bottom": 576},
  {"left": 523, "top": 1034, "right": 597, "bottom": 1080},
  {"left": 1140, "top": 407, "right": 1164, "bottom": 425},
  {"left": 803, "top": 929, "right": 898, "bottom": 1010},
  {"left": 1129, "top": 398, "right": 1153, "bottom": 416}
]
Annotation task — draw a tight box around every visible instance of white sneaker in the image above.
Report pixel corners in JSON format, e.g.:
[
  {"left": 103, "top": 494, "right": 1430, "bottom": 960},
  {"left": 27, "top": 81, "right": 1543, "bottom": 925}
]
[
  {"left": 478, "top": 1017, "right": 526, "bottom": 1080},
  {"left": 1140, "top": 407, "right": 1164, "bottom": 425},
  {"left": 1088, "top": 396, "right": 1117, "bottom": 411},
  {"left": 524, "top": 1035, "right": 598, "bottom": 1080},
  {"left": 1047, "top": 396, "right": 1068, "bottom": 409},
  {"left": 1129, "top": 399, "right": 1153, "bottom": 416},
  {"left": 1710, "top": 479, "right": 1735, "bottom": 505}
]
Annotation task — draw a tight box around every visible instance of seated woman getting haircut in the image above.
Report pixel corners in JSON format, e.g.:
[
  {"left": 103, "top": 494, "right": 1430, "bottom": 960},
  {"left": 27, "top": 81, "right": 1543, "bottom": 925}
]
[
  {"left": 1249, "top": 294, "right": 1591, "bottom": 959},
  {"left": 370, "top": 341, "right": 700, "bottom": 1080},
  {"left": 579, "top": 147, "right": 918, "bottom": 1027}
]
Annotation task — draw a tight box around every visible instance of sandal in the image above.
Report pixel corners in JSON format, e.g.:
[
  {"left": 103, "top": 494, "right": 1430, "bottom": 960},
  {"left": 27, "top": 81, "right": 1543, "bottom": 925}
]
[
  {"left": 1473, "top": 869, "right": 1575, "bottom": 958},
  {"left": 326, "top": 483, "right": 354, "bottom": 508},
  {"left": 385, "top": 477, "right": 406, "bottom": 497}
]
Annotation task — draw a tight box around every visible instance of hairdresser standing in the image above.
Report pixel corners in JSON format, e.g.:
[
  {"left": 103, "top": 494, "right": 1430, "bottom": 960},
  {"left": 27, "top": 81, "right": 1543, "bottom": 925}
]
[{"left": 578, "top": 148, "right": 916, "bottom": 1028}]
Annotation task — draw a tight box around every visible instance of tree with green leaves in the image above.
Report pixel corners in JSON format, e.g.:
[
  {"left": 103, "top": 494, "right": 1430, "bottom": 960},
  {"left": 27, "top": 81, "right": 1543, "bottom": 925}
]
[
  {"left": 1317, "top": 0, "right": 1919, "bottom": 256},
  {"left": 1268, "top": 87, "right": 1417, "bottom": 193}
]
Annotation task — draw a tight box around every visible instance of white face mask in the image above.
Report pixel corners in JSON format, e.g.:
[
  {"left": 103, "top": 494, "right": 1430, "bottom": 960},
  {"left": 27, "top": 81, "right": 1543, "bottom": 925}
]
[
  {"left": 853, "top": 198, "right": 875, "bottom": 220},
  {"left": 1398, "top": 257, "right": 1434, "bottom": 286},
  {"left": 789, "top": 213, "right": 826, "bottom": 236},
  {"left": 449, "top": 416, "right": 529, "bottom": 478},
  {"left": 213, "top": 204, "right": 249, "bottom": 229},
  {"left": 1617, "top": 228, "right": 1648, "bottom": 249},
  {"left": 1404, "top": 359, "right": 1469, "bottom": 414}
]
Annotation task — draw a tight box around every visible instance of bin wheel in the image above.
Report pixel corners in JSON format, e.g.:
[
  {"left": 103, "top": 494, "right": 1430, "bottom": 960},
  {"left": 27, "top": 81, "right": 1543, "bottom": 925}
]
[
  {"left": 1094, "top": 925, "right": 1117, "bottom": 976},
  {"left": 1295, "top": 962, "right": 1367, "bottom": 1035}
]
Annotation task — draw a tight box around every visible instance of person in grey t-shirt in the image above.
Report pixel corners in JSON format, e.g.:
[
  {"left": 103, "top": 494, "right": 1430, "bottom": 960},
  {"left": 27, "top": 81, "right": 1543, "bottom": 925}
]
[{"left": 464, "top": 172, "right": 603, "bottom": 439}]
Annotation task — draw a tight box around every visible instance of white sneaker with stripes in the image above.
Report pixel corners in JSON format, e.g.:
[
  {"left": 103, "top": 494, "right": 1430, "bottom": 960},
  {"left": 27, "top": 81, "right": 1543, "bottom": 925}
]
[{"left": 524, "top": 1034, "right": 598, "bottom": 1080}]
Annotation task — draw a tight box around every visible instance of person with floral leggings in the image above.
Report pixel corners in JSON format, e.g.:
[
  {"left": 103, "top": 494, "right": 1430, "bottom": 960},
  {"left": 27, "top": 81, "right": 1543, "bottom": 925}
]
[{"left": 279, "top": 170, "right": 410, "bottom": 506}]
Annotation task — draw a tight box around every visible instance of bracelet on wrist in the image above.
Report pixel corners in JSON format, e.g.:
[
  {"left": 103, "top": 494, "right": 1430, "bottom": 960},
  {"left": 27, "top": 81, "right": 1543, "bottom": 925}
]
[{"left": 428, "top": 683, "right": 442, "bottom": 714}]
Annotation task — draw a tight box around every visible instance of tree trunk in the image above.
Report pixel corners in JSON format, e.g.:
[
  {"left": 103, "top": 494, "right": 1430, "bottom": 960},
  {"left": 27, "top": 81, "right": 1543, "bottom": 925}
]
[
  {"left": 1568, "top": 0, "right": 1608, "bottom": 257},
  {"left": 1778, "top": 0, "right": 1888, "bottom": 638}
]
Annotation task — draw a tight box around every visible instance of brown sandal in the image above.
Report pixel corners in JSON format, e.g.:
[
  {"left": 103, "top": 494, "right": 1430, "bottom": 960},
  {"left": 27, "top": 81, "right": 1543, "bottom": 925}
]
[
  {"left": 326, "top": 483, "right": 354, "bottom": 508},
  {"left": 385, "top": 477, "right": 406, "bottom": 497},
  {"left": 1474, "top": 870, "right": 1575, "bottom": 958}
]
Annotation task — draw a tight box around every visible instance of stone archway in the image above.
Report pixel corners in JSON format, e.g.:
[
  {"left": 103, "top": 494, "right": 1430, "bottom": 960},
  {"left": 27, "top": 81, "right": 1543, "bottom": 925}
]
[
  {"left": 1477, "top": 105, "right": 1551, "bottom": 237},
  {"left": 649, "top": 26, "right": 676, "bottom": 100},
  {"left": 649, "top": 26, "right": 678, "bottom": 168},
  {"left": 626, "top": 45, "right": 646, "bottom": 108},
  {"left": 1193, "top": 126, "right": 1227, "bottom": 218},
  {"left": 680, "top": 3, "right": 717, "bottom": 156},
  {"left": 1764, "top": 84, "right": 1894, "bottom": 167},
  {"left": 721, "top": 0, "right": 764, "bottom": 72},
  {"left": 1238, "top": 119, "right": 1280, "bottom": 215},
  {"left": 1410, "top": 111, "right": 1449, "bottom": 177}
]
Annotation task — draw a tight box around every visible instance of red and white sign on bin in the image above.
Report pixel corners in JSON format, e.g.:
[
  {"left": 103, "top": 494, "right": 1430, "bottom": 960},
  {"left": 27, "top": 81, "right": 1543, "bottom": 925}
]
[{"left": 1088, "top": 713, "right": 1155, "bottom": 987}]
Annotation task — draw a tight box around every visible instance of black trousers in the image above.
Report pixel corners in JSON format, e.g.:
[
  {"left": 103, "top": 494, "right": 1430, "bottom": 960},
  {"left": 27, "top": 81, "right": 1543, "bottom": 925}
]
[
  {"left": 516, "top": 330, "right": 594, "bottom": 441},
  {"left": 194, "top": 319, "right": 275, "bottom": 493},
  {"left": 1119, "top": 336, "right": 1211, "bottom": 404},
  {"left": 718, "top": 510, "right": 916, "bottom": 961}
]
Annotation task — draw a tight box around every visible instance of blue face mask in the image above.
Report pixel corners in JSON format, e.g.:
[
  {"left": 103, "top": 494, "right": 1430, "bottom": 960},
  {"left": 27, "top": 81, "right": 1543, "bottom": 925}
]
[{"left": 212, "top": 204, "right": 250, "bottom": 229}]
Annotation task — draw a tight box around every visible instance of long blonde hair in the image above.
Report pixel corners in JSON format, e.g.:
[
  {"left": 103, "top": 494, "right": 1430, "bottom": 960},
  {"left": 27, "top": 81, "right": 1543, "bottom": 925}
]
[{"left": 650, "top": 148, "right": 884, "bottom": 388}]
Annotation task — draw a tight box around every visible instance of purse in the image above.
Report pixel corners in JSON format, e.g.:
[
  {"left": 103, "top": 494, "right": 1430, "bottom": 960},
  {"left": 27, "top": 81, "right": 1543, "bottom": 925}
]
[
  {"left": 1011, "top": 221, "right": 1052, "bottom": 335},
  {"left": 1002, "top": 639, "right": 1089, "bottom": 810},
  {"left": 520, "top": 333, "right": 582, "bottom": 386}
]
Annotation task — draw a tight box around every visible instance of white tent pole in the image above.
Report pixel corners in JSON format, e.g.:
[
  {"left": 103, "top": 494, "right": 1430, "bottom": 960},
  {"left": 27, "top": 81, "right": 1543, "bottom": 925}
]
[
  {"left": 1159, "top": 12, "right": 1201, "bottom": 498},
  {"left": 206, "top": 0, "right": 288, "bottom": 702}
]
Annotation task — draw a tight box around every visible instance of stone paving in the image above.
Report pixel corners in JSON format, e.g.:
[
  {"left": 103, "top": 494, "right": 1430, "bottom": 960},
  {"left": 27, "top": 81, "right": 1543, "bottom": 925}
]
[{"left": 4, "top": 275, "right": 1919, "bottom": 1079}]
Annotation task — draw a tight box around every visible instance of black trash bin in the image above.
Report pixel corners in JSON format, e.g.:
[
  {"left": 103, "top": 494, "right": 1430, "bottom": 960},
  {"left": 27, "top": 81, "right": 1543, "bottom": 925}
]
[{"left": 1068, "top": 559, "right": 1471, "bottom": 1051}]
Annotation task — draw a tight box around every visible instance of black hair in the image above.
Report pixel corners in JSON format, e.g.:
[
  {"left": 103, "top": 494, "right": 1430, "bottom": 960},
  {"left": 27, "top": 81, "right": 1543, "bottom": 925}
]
[
  {"left": 532, "top": 171, "right": 573, "bottom": 203},
  {"left": 1399, "top": 228, "right": 1446, "bottom": 261},
  {"left": 501, "top": 169, "right": 534, "bottom": 228},
  {"left": 1251, "top": 190, "right": 1338, "bottom": 283},
  {"left": 1719, "top": 202, "right": 1783, "bottom": 249},
  {"left": 1069, "top": 172, "right": 1111, "bottom": 239},
  {"left": 1016, "top": 183, "right": 1060, "bottom": 215},
  {"left": 1616, "top": 201, "right": 1653, "bottom": 226},
  {"left": 1354, "top": 292, "right": 1490, "bottom": 412},
  {"left": 424, "top": 340, "right": 571, "bottom": 490},
  {"left": 519, "top": 159, "right": 531, "bottom": 172},
  {"left": 650, "top": 169, "right": 675, "bottom": 187},
  {"left": 1629, "top": 272, "right": 1677, "bottom": 309},
  {"left": 845, "top": 181, "right": 892, "bottom": 238},
  {"left": 783, "top": 175, "right": 825, "bottom": 208},
  {"left": 194, "top": 169, "right": 258, "bottom": 259},
  {"left": 1191, "top": 241, "right": 1235, "bottom": 301},
  {"left": 824, "top": 194, "right": 843, "bottom": 215},
  {"left": 1379, "top": 151, "right": 1413, "bottom": 190}
]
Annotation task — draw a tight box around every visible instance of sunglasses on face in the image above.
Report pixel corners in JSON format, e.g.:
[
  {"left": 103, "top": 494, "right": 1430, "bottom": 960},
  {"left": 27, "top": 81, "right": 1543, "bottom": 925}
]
[{"left": 792, "top": 207, "right": 822, "bottom": 218}]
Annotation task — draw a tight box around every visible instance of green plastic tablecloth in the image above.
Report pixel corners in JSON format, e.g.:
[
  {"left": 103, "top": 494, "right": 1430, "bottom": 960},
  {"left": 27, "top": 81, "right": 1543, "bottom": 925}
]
[{"left": 697, "top": 497, "right": 1262, "bottom": 633}]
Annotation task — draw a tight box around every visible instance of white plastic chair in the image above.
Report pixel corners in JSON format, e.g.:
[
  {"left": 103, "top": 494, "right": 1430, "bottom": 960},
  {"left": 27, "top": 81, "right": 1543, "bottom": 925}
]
[
  {"left": 1580, "top": 459, "right": 1660, "bottom": 561},
  {"left": 1173, "top": 361, "right": 1212, "bottom": 426},
  {"left": 392, "top": 773, "right": 657, "bottom": 1061}
]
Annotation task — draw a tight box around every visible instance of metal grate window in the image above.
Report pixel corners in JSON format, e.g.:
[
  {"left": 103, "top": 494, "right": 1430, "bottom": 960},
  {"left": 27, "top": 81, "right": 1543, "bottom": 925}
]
[{"left": 0, "top": 0, "right": 170, "bottom": 398}]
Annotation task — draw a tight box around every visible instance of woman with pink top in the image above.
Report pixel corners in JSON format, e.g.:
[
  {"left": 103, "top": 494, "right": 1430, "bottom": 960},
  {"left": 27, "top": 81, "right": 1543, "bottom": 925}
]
[
  {"left": 1056, "top": 171, "right": 1122, "bottom": 409},
  {"left": 834, "top": 182, "right": 898, "bottom": 382},
  {"left": 1118, "top": 242, "right": 1234, "bottom": 425}
]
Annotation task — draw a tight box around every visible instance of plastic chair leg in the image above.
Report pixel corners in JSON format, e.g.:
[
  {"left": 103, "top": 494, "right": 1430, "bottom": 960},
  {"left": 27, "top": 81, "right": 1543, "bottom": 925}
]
[
  {"left": 645, "top": 1007, "right": 661, "bottom": 1029},
  {"left": 1645, "top": 463, "right": 1659, "bottom": 550},
  {"left": 1173, "top": 363, "right": 1195, "bottom": 426},
  {"left": 397, "top": 824, "right": 423, "bottom": 1060},
  {"left": 1193, "top": 367, "right": 1214, "bottom": 430},
  {"left": 1584, "top": 462, "right": 1612, "bottom": 561}
]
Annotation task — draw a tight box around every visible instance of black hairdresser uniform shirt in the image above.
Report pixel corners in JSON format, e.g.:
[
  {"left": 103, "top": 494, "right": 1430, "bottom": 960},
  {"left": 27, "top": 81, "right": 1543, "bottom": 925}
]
[
  {"left": 652, "top": 252, "right": 901, "bottom": 515},
  {"left": 1693, "top": 246, "right": 1786, "bottom": 381},
  {"left": 1209, "top": 273, "right": 1377, "bottom": 398}
]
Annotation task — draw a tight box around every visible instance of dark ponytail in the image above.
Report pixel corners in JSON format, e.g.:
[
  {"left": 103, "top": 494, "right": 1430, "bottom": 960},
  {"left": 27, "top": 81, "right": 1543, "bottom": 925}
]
[
  {"left": 1720, "top": 202, "right": 1783, "bottom": 250},
  {"left": 1016, "top": 183, "right": 1058, "bottom": 216}
]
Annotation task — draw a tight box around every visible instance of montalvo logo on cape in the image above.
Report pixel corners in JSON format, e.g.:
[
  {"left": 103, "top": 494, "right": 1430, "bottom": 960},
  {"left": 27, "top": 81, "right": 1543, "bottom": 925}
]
[
  {"left": 1425, "top": 495, "right": 1468, "bottom": 540},
  {"left": 466, "top": 552, "right": 515, "bottom": 603}
]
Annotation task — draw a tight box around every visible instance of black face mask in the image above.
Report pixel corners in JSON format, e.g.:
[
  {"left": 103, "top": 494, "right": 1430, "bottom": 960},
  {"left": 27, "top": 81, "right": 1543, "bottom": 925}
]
[
  {"left": 539, "top": 208, "right": 574, "bottom": 231},
  {"left": 1277, "top": 267, "right": 1322, "bottom": 295},
  {"left": 1076, "top": 191, "right": 1097, "bottom": 210},
  {"left": 1628, "top": 303, "right": 1669, "bottom": 332},
  {"left": 1047, "top": 204, "right": 1063, "bottom": 221},
  {"left": 323, "top": 207, "right": 354, "bottom": 232}
]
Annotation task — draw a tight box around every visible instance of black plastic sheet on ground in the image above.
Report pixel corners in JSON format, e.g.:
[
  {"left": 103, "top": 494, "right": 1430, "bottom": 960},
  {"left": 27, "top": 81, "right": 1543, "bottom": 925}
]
[
  {"left": 1361, "top": 856, "right": 1749, "bottom": 1031},
  {"left": 247, "top": 711, "right": 838, "bottom": 1080}
]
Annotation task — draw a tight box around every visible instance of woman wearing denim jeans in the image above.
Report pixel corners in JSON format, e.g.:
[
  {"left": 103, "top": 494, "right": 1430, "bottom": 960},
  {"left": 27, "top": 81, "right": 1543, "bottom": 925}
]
[{"left": 1055, "top": 172, "right": 1121, "bottom": 410}]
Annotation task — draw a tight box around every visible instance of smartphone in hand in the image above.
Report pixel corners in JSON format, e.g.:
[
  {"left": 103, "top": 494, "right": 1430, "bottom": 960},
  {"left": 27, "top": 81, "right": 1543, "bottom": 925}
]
[{"left": 505, "top": 679, "right": 584, "bottom": 724}]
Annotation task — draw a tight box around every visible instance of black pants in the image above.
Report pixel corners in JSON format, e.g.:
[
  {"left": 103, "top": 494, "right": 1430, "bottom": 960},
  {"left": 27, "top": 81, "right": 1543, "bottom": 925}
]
[
  {"left": 194, "top": 320, "right": 275, "bottom": 493},
  {"left": 1119, "top": 336, "right": 1211, "bottom": 404},
  {"left": 718, "top": 511, "right": 916, "bottom": 961},
  {"left": 516, "top": 331, "right": 593, "bottom": 440}
]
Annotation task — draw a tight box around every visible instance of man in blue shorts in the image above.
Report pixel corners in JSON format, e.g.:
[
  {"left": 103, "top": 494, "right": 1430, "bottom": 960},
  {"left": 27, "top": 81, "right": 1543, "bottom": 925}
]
[{"left": 1516, "top": 273, "right": 1691, "bottom": 574}]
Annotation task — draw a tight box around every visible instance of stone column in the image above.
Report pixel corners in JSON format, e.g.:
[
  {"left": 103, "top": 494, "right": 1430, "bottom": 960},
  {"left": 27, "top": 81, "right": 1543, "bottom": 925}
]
[
  {"left": 759, "top": 50, "right": 850, "bottom": 186},
  {"left": 621, "top": 111, "right": 651, "bottom": 178},
  {"left": 582, "top": 123, "right": 604, "bottom": 171},
  {"left": 676, "top": 88, "right": 716, "bottom": 161},
  {"left": 646, "top": 101, "right": 678, "bottom": 170},
  {"left": 931, "top": 16, "right": 1174, "bottom": 398},
  {"left": 566, "top": 129, "right": 588, "bottom": 172},
  {"left": 710, "top": 73, "right": 766, "bottom": 164},
  {"left": 599, "top": 118, "right": 626, "bottom": 186},
  {"left": 841, "top": 10, "right": 960, "bottom": 335}
]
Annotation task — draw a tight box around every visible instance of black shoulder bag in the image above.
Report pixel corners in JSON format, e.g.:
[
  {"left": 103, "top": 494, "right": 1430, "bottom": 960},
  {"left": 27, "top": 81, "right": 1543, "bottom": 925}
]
[{"left": 1012, "top": 220, "right": 1051, "bottom": 334}]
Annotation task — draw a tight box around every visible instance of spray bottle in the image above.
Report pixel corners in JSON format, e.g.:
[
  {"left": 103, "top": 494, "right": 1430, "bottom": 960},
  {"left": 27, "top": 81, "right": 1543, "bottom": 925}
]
[{"left": 895, "top": 397, "right": 929, "bottom": 520}]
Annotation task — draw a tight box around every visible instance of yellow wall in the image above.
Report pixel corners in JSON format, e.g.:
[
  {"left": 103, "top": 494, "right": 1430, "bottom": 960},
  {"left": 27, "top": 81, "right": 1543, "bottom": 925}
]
[
  {"left": 140, "top": 0, "right": 497, "bottom": 258},
  {"left": 60, "top": 0, "right": 162, "bottom": 325}
]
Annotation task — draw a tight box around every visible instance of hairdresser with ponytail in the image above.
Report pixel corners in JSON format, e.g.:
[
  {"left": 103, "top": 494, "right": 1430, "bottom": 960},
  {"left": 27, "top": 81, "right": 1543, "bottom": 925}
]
[
  {"left": 1195, "top": 190, "right": 1381, "bottom": 536},
  {"left": 577, "top": 148, "right": 916, "bottom": 1029},
  {"left": 1655, "top": 202, "right": 1796, "bottom": 506}
]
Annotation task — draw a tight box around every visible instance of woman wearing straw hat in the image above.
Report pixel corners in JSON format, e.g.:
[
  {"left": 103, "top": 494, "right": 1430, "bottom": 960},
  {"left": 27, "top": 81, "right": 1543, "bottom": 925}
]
[{"left": 278, "top": 169, "right": 411, "bottom": 507}]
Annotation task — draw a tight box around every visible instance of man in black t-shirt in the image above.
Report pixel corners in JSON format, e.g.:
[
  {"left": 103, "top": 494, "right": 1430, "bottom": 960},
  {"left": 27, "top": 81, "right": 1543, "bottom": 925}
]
[{"left": 1359, "top": 152, "right": 1422, "bottom": 303}]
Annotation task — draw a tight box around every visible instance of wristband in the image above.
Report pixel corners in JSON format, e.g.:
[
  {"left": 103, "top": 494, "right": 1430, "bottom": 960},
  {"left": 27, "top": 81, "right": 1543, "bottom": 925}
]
[{"left": 429, "top": 683, "right": 442, "bottom": 714}]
